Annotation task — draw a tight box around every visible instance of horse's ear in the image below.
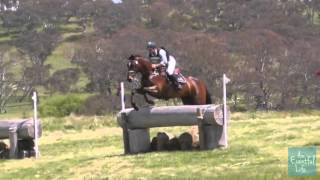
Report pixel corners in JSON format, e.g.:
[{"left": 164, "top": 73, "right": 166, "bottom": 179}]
[{"left": 128, "top": 55, "right": 135, "bottom": 60}]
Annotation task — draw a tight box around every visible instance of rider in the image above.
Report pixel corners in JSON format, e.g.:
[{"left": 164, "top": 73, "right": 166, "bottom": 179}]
[{"left": 147, "top": 41, "right": 182, "bottom": 90}]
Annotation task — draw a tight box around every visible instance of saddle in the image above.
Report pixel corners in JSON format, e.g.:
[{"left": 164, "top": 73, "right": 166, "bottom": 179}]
[
  {"left": 173, "top": 68, "right": 187, "bottom": 84},
  {"left": 153, "top": 66, "right": 187, "bottom": 85}
]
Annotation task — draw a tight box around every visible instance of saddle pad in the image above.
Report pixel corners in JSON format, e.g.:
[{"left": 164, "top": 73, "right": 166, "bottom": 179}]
[{"left": 176, "top": 74, "right": 187, "bottom": 84}]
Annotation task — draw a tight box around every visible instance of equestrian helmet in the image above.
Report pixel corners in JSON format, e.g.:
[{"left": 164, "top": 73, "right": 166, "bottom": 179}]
[{"left": 147, "top": 41, "right": 156, "bottom": 49}]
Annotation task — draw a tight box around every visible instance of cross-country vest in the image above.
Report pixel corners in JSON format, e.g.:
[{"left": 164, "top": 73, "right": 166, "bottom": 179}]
[{"left": 149, "top": 47, "right": 170, "bottom": 64}]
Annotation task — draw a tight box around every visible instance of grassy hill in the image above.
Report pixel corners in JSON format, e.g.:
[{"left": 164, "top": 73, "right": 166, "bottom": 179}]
[
  {"left": 0, "top": 23, "right": 90, "bottom": 116},
  {"left": 0, "top": 111, "right": 319, "bottom": 179}
]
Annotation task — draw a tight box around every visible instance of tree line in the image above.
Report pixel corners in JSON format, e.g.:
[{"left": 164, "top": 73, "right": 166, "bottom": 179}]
[{"left": 0, "top": 0, "right": 320, "bottom": 113}]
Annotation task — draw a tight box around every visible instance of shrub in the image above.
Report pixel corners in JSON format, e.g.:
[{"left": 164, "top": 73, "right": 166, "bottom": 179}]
[
  {"left": 78, "top": 94, "right": 120, "bottom": 115},
  {"left": 39, "top": 94, "right": 88, "bottom": 117},
  {"left": 46, "top": 68, "right": 80, "bottom": 93}
]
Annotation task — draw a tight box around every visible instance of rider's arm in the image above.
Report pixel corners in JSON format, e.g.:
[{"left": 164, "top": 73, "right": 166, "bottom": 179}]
[{"left": 158, "top": 49, "right": 168, "bottom": 66}]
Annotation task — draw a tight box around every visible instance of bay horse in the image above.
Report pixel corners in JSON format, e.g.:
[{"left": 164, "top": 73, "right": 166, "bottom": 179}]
[{"left": 126, "top": 54, "right": 212, "bottom": 110}]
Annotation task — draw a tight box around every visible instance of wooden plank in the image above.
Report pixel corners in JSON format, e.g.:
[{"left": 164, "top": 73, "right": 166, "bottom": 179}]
[
  {"left": 197, "top": 108, "right": 206, "bottom": 150},
  {"left": 9, "top": 125, "right": 18, "bottom": 159},
  {"left": 128, "top": 129, "right": 150, "bottom": 154},
  {"left": 120, "top": 113, "right": 130, "bottom": 154},
  {"left": 203, "top": 125, "right": 222, "bottom": 149},
  {"left": 117, "top": 105, "right": 229, "bottom": 129},
  {"left": 0, "top": 119, "right": 42, "bottom": 139}
]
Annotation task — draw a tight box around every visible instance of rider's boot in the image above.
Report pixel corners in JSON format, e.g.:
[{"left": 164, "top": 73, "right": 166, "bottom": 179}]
[{"left": 168, "top": 75, "right": 182, "bottom": 90}]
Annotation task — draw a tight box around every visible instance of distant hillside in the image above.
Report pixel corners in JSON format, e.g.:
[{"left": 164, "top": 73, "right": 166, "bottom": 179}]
[{"left": 0, "top": 0, "right": 319, "bottom": 113}]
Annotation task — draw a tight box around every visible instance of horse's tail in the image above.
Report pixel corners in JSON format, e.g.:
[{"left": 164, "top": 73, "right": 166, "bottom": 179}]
[{"left": 206, "top": 87, "right": 212, "bottom": 104}]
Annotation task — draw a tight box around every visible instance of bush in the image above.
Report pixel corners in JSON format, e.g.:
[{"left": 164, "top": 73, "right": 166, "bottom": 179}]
[
  {"left": 46, "top": 68, "right": 80, "bottom": 93},
  {"left": 39, "top": 94, "right": 88, "bottom": 117},
  {"left": 231, "top": 104, "right": 248, "bottom": 112},
  {"left": 78, "top": 94, "right": 120, "bottom": 116}
]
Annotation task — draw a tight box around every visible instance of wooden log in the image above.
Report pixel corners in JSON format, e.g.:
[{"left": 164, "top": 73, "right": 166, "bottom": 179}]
[
  {"left": 0, "top": 119, "right": 42, "bottom": 139},
  {"left": 203, "top": 125, "right": 222, "bottom": 149},
  {"left": 127, "top": 129, "right": 150, "bottom": 154},
  {"left": 178, "top": 132, "right": 193, "bottom": 151},
  {"left": 167, "top": 137, "right": 180, "bottom": 151},
  {"left": 197, "top": 108, "right": 205, "bottom": 150},
  {"left": 120, "top": 113, "right": 130, "bottom": 154},
  {"left": 156, "top": 132, "right": 169, "bottom": 151},
  {"left": 150, "top": 137, "right": 158, "bottom": 151},
  {"left": 9, "top": 126, "right": 18, "bottom": 159},
  {"left": 117, "top": 104, "right": 229, "bottom": 129}
]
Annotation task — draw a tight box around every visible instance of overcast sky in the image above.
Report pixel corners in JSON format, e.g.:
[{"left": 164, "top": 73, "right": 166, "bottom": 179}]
[{"left": 111, "top": 0, "right": 123, "bottom": 4}]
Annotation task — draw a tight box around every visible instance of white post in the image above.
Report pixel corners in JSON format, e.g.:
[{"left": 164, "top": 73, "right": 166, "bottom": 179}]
[
  {"left": 223, "top": 74, "right": 230, "bottom": 148},
  {"left": 120, "top": 82, "right": 125, "bottom": 111},
  {"left": 32, "top": 91, "right": 39, "bottom": 158}
]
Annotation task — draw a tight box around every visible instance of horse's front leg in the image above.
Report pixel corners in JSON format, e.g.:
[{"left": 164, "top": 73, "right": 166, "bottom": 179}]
[
  {"left": 143, "top": 93, "right": 155, "bottom": 105},
  {"left": 130, "top": 91, "right": 139, "bottom": 111}
]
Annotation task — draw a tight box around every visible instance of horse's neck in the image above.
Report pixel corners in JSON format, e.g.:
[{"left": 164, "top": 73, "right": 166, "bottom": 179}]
[
  {"left": 141, "top": 72, "right": 150, "bottom": 80},
  {"left": 141, "top": 61, "right": 153, "bottom": 76},
  {"left": 141, "top": 63, "right": 156, "bottom": 85},
  {"left": 141, "top": 70, "right": 154, "bottom": 87}
]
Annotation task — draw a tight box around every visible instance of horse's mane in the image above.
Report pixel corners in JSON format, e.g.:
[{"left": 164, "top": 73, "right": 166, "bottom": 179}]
[
  {"left": 128, "top": 54, "right": 153, "bottom": 72},
  {"left": 128, "top": 54, "right": 143, "bottom": 61},
  {"left": 128, "top": 54, "right": 151, "bottom": 64}
]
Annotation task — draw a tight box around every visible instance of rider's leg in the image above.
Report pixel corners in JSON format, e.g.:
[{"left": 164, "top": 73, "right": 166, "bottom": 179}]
[
  {"left": 167, "top": 57, "right": 181, "bottom": 89},
  {"left": 166, "top": 56, "right": 176, "bottom": 75}
]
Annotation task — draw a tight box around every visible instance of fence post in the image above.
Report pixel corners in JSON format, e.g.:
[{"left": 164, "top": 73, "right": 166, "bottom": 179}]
[
  {"left": 120, "top": 82, "right": 125, "bottom": 111},
  {"left": 9, "top": 125, "right": 18, "bottom": 159},
  {"left": 121, "top": 113, "right": 130, "bottom": 154},
  {"left": 222, "top": 74, "right": 230, "bottom": 148},
  {"left": 32, "top": 91, "right": 39, "bottom": 158},
  {"left": 196, "top": 108, "right": 205, "bottom": 150}
]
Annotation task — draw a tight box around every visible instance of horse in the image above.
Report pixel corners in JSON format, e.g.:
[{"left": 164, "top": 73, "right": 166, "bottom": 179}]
[{"left": 126, "top": 54, "right": 212, "bottom": 110}]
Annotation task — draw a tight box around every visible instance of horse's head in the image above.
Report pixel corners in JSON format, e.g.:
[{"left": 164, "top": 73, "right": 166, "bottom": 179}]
[{"left": 127, "top": 54, "right": 152, "bottom": 82}]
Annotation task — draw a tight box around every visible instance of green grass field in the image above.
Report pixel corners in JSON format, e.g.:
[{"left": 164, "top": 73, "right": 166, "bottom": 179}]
[{"left": 1, "top": 111, "right": 320, "bottom": 179}]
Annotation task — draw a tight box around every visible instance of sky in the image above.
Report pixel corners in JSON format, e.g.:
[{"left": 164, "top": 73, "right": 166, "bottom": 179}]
[{"left": 111, "top": 0, "right": 123, "bottom": 4}]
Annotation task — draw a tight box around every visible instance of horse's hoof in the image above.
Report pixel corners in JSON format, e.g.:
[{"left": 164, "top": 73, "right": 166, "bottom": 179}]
[{"left": 133, "top": 106, "right": 139, "bottom": 111}]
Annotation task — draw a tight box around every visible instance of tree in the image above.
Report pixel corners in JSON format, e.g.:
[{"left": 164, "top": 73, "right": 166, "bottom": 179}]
[
  {"left": 14, "top": 29, "right": 60, "bottom": 86},
  {"left": 46, "top": 68, "right": 80, "bottom": 93},
  {"left": 0, "top": 47, "right": 19, "bottom": 113},
  {"left": 72, "top": 37, "right": 122, "bottom": 94},
  {"left": 93, "top": 5, "right": 127, "bottom": 36}
]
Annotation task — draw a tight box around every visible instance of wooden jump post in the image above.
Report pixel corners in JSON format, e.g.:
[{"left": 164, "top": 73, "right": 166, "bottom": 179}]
[
  {"left": 32, "top": 91, "right": 40, "bottom": 158},
  {"left": 223, "top": 74, "right": 231, "bottom": 148}
]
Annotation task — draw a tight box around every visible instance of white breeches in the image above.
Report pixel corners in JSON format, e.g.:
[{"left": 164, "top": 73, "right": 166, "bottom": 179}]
[{"left": 166, "top": 56, "right": 176, "bottom": 75}]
